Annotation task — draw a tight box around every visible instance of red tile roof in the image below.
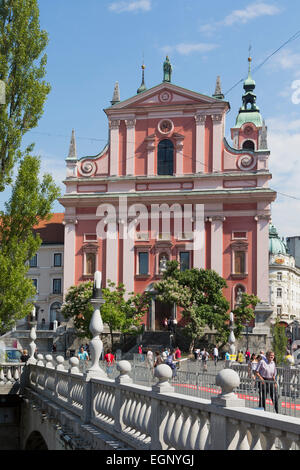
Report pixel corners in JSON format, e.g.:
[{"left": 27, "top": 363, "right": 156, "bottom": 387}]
[{"left": 33, "top": 213, "right": 64, "bottom": 244}]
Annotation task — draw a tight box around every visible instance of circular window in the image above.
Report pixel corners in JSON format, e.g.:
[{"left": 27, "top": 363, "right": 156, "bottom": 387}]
[
  {"left": 158, "top": 119, "right": 174, "bottom": 135},
  {"left": 159, "top": 91, "right": 172, "bottom": 103}
]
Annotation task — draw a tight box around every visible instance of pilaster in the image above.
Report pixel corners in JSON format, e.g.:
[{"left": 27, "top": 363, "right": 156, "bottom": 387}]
[
  {"left": 210, "top": 215, "right": 225, "bottom": 276},
  {"left": 211, "top": 114, "right": 223, "bottom": 173},
  {"left": 109, "top": 119, "right": 120, "bottom": 176},
  {"left": 63, "top": 214, "right": 78, "bottom": 297},
  {"left": 195, "top": 114, "right": 206, "bottom": 173},
  {"left": 125, "top": 118, "right": 136, "bottom": 176}
]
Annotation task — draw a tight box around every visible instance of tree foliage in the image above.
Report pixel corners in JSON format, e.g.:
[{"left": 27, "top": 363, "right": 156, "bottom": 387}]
[
  {"left": 155, "top": 261, "right": 260, "bottom": 350},
  {"left": 272, "top": 320, "right": 288, "bottom": 365},
  {"left": 0, "top": 155, "right": 60, "bottom": 332},
  {"left": 0, "top": 0, "right": 50, "bottom": 190},
  {"left": 61, "top": 281, "right": 151, "bottom": 350}
]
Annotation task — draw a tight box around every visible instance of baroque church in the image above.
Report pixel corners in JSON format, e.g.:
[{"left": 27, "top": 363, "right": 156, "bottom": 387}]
[{"left": 59, "top": 56, "right": 276, "bottom": 332}]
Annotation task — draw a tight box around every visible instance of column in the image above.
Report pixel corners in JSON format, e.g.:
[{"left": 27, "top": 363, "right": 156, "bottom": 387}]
[
  {"left": 210, "top": 216, "right": 225, "bottom": 276},
  {"left": 195, "top": 114, "right": 206, "bottom": 173},
  {"left": 125, "top": 119, "right": 136, "bottom": 176},
  {"left": 63, "top": 216, "right": 78, "bottom": 297},
  {"left": 211, "top": 114, "right": 223, "bottom": 173},
  {"left": 255, "top": 215, "right": 270, "bottom": 303},
  {"left": 109, "top": 119, "right": 120, "bottom": 176}
]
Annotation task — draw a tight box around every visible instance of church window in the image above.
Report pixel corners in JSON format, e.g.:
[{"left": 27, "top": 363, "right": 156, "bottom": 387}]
[
  {"left": 180, "top": 252, "right": 190, "bottom": 271},
  {"left": 86, "top": 253, "right": 96, "bottom": 275},
  {"left": 157, "top": 139, "right": 174, "bottom": 175},
  {"left": 234, "top": 251, "right": 246, "bottom": 274},
  {"left": 139, "top": 252, "right": 149, "bottom": 275}
]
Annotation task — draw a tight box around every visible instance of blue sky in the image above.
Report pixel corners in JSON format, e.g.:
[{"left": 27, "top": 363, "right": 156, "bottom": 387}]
[{"left": 2, "top": 0, "right": 300, "bottom": 238}]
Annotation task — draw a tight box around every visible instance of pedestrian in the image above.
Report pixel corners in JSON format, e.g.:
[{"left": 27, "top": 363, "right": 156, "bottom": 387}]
[
  {"left": 245, "top": 350, "right": 251, "bottom": 363},
  {"left": 193, "top": 347, "right": 200, "bottom": 361},
  {"left": 138, "top": 344, "right": 144, "bottom": 362},
  {"left": 248, "top": 353, "right": 259, "bottom": 381},
  {"left": 255, "top": 351, "right": 279, "bottom": 413},
  {"left": 52, "top": 343, "right": 57, "bottom": 353},
  {"left": 167, "top": 318, "right": 172, "bottom": 332},
  {"left": 200, "top": 348, "right": 209, "bottom": 371},
  {"left": 154, "top": 351, "right": 164, "bottom": 368},
  {"left": 146, "top": 348, "right": 154, "bottom": 370},
  {"left": 237, "top": 350, "right": 244, "bottom": 364},
  {"left": 20, "top": 349, "right": 29, "bottom": 363},
  {"left": 163, "top": 317, "right": 168, "bottom": 330},
  {"left": 259, "top": 350, "right": 267, "bottom": 363},
  {"left": 166, "top": 350, "right": 177, "bottom": 378},
  {"left": 85, "top": 343, "right": 90, "bottom": 355},
  {"left": 104, "top": 348, "right": 115, "bottom": 375},
  {"left": 213, "top": 345, "right": 219, "bottom": 366},
  {"left": 162, "top": 347, "right": 168, "bottom": 362},
  {"left": 78, "top": 346, "right": 89, "bottom": 372},
  {"left": 172, "top": 317, "right": 177, "bottom": 334}
]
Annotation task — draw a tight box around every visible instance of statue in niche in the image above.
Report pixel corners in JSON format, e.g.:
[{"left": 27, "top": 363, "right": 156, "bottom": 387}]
[
  {"left": 159, "top": 254, "right": 168, "bottom": 274},
  {"left": 235, "top": 287, "right": 244, "bottom": 305}
]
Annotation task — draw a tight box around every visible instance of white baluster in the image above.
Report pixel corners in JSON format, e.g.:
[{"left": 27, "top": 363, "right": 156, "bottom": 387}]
[
  {"left": 28, "top": 307, "right": 37, "bottom": 365},
  {"left": 237, "top": 423, "right": 250, "bottom": 450},
  {"left": 6, "top": 366, "right": 13, "bottom": 383},
  {"left": 198, "top": 412, "right": 210, "bottom": 450},
  {"left": 0, "top": 368, "right": 5, "bottom": 384},
  {"left": 249, "top": 425, "right": 263, "bottom": 450}
]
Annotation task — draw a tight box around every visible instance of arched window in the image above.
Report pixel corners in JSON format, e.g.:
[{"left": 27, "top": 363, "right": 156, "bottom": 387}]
[
  {"left": 242, "top": 140, "right": 255, "bottom": 151},
  {"left": 157, "top": 139, "right": 174, "bottom": 175}
]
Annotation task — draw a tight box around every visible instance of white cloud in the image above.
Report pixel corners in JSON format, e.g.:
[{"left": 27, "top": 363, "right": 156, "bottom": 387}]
[
  {"left": 267, "top": 117, "right": 300, "bottom": 236},
  {"left": 162, "top": 42, "right": 218, "bottom": 56},
  {"left": 269, "top": 49, "right": 300, "bottom": 71},
  {"left": 200, "top": 2, "right": 281, "bottom": 34},
  {"left": 108, "top": 0, "right": 151, "bottom": 13}
]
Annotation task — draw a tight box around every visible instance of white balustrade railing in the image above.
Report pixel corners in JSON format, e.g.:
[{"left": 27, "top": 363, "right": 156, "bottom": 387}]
[{"left": 21, "top": 356, "right": 300, "bottom": 450}]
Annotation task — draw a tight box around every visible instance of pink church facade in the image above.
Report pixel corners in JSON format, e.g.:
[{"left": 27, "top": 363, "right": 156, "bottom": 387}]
[{"left": 60, "top": 58, "right": 276, "bottom": 330}]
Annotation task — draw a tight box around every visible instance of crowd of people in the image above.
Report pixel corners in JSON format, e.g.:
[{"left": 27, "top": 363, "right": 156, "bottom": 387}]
[{"left": 138, "top": 344, "right": 182, "bottom": 378}]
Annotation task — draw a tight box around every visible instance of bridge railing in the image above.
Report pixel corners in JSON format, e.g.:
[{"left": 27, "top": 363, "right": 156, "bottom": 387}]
[{"left": 22, "top": 354, "right": 300, "bottom": 450}]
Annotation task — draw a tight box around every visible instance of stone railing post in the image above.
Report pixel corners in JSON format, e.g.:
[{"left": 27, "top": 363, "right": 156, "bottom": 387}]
[
  {"left": 114, "top": 361, "right": 133, "bottom": 433},
  {"left": 210, "top": 369, "right": 245, "bottom": 450},
  {"left": 27, "top": 307, "right": 37, "bottom": 365},
  {"left": 150, "top": 364, "right": 174, "bottom": 450}
]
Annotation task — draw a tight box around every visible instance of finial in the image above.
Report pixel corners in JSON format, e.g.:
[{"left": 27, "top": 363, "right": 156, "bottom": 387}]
[
  {"left": 111, "top": 81, "right": 120, "bottom": 105},
  {"left": 163, "top": 55, "right": 172, "bottom": 83},
  {"left": 67, "top": 129, "right": 77, "bottom": 160},
  {"left": 137, "top": 61, "right": 147, "bottom": 94},
  {"left": 213, "top": 75, "right": 224, "bottom": 100}
]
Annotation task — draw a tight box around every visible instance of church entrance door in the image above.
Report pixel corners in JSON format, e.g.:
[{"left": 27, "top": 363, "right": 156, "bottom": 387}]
[{"left": 155, "top": 300, "right": 173, "bottom": 331}]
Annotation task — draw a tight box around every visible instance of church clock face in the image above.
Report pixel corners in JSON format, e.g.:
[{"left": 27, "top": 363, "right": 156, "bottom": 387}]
[{"left": 158, "top": 119, "right": 173, "bottom": 134}]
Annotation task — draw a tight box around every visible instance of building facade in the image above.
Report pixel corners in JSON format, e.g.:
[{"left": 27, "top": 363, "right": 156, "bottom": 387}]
[
  {"left": 26, "top": 213, "right": 65, "bottom": 329},
  {"left": 60, "top": 57, "right": 276, "bottom": 331},
  {"left": 269, "top": 224, "right": 300, "bottom": 326},
  {"left": 286, "top": 236, "right": 300, "bottom": 269}
]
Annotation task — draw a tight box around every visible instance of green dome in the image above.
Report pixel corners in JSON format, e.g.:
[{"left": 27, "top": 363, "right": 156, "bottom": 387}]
[{"left": 269, "top": 224, "right": 287, "bottom": 255}]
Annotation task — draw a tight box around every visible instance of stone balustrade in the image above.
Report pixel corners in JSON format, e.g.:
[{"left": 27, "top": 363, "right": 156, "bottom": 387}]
[{"left": 20, "top": 355, "right": 300, "bottom": 450}]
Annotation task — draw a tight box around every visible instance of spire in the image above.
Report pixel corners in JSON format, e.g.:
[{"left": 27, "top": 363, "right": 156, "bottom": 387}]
[
  {"left": 67, "top": 129, "right": 77, "bottom": 160},
  {"left": 137, "top": 63, "right": 147, "bottom": 94},
  {"left": 233, "top": 52, "right": 263, "bottom": 129},
  {"left": 212, "top": 75, "right": 224, "bottom": 100},
  {"left": 163, "top": 56, "right": 172, "bottom": 83},
  {"left": 111, "top": 81, "right": 120, "bottom": 106}
]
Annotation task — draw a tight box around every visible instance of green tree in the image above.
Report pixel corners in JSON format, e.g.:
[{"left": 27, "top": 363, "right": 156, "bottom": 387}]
[
  {"left": 61, "top": 281, "right": 151, "bottom": 350},
  {"left": 0, "top": 155, "right": 60, "bottom": 332},
  {"left": 155, "top": 261, "right": 260, "bottom": 351},
  {"left": 272, "top": 320, "right": 288, "bottom": 365},
  {"left": 0, "top": 0, "right": 50, "bottom": 190},
  {"left": 155, "top": 261, "right": 230, "bottom": 352}
]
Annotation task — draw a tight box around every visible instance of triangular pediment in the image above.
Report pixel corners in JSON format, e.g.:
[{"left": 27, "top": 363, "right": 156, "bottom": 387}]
[{"left": 105, "top": 82, "right": 229, "bottom": 113}]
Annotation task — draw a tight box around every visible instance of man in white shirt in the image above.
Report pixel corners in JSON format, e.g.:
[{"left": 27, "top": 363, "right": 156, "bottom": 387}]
[
  {"left": 255, "top": 351, "right": 278, "bottom": 413},
  {"left": 213, "top": 346, "right": 219, "bottom": 366}
]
